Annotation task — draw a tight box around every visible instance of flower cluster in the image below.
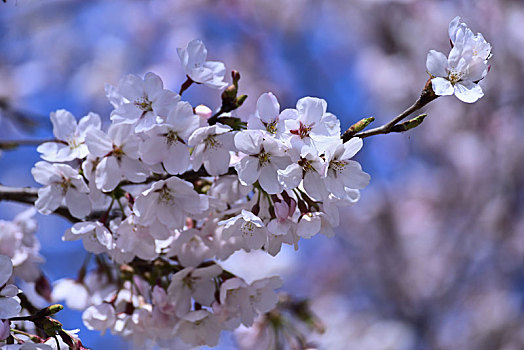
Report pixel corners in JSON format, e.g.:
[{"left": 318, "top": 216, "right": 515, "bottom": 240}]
[
  {"left": 426, "top": 16, "right": 492, "bottom": 103},
  {"left": 25, "top": 38, "right": 370, "bottom": 347},
  {"left": 4, "top": 16, "right": 489, "bottom": 348}
]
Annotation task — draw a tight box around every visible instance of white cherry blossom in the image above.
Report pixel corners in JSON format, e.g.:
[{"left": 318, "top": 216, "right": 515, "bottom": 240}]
[
  {"left": 247, "top": 92, "right": 288, "bottom": 138},
  {"left": 219, "top": 210, "right": 268, "bottom": 251},
  {"left": 37, "top": 109, "right": 101, "bottom": 162},
  {"left": 167, "top": 265, "right": 222, "bottom": 317},
  {"left": 140, "top": 101, "right": 199, "bottom": 175},
  {"left": 188, "top": 123, "right": 234, "bottom": 175},
  {"left": 283, "top": 97, "right": 341, "bottom": 157},
  {"left": 324, "top": 138, "right": 371, "bottom": 197},
  {"left": 110, "top": 72, "right": 180, "bottom": 132},
  {"left": 85, "top": 123, "right": 148, "bottom": 192},
  {"left": 177, "top": 39, "right": 228, "bottom": 89},
  {"left": 234, "top": 130, "right": 291, "bottom": 194},
  {"left": 133, "top": 177, "right": 209, "bottom": 230},
  {"left": 32, "top": 161, "right": 91, "bottom": 218}
]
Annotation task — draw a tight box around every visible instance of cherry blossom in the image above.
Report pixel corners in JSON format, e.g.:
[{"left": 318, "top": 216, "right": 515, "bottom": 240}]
[
  {"left": 0, "top": 255, "right": 21, "bottom": 319},
  {"left": 85, "top": 123, "right": 148, "bottom": 191},
  {"left": 177, "top": 39, "right": 228, "bottom": 89},
  {"left": 188, "top": 123, "right": 234, "bottom": 175},
  {"left": 139, "top": 101, "right": 199, "bottom": 175},
  {"left": 37, "top": 109, "right": 101, "bottom": 162},
  {"left": 110, "top": 72, "right": 180, "bottom": 132},
  {"left": 32, "top": 161, "right": 91, "bottom": 218}
]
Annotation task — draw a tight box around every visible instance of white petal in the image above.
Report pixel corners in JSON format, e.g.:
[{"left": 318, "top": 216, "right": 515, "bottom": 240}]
[
  {"left": 256, "top": 92, "right": 280, "bottom": 123},
  {"left": 163, "top": 143, "right": 190, "bottom": 175},
  {"left": 258, "top": 165, "right": 282, "bottom": 194},
  {"left": 35, "top": 185, "right": 63, "bottom": 214},
  {"left": 426, "top": 50, "right": 449, "bottom": 77},
  {"left": 431, "top": 77, "right": 454, "bottom": 96},
  {"left": 65, "top": 189, "right": 91, "bottom": 218},
  {"left": 234, "top": 130, "right": 262, "bottom": 155},
  {"left": 454, "top": 81, "right": 484, "bottom": 103},
  {"left": 51, "top": 109, "right": 77, "bottom": 141},
  {"left": 235, "top": 157, "right": 261, "bottom": 185},
  {"left": 95, "top": 156, "right": 122, "bottom": 192}
]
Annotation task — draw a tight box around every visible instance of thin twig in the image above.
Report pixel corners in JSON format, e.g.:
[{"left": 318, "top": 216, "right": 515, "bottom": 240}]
[{"left": 347, "top": 80, "right": 438, "bottom": 140}]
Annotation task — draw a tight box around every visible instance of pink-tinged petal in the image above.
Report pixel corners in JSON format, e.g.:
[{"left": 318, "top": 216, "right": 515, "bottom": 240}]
[
  {"left": 256, "top": 92, "right": 280, "bottom": 123},
  {"left": 157, "top": 204, "right": 182, "bottom": 229},
  {"left": 65, "top": 189, "right": 91, "bottom": 219},
  {"left": 235, "top": 156, "right": 261, "bottom": 185},
  {"left": 51, "top": 109, "right": 77, "bottom": 141},
  {"left": 454, "top": 81, "right": 484, "bottom": 103},
  {"left": 203, "top": 149, "right": 231, "bottom": 175},
  {"left": 234, "top": 130, "right": 263, "bottom": 155},
  {"left": 163, "top": 143, "right": 190, "bottom": 175},
  {"left": 431, "top": 77, "right": 454, "bottom": 96},
  {"left": 77, "top": 112, "right": 101, "bottom": 138},
  {"left": 96, "top": 156, "right": 122, "bottom": 192},
  {"left": 85, "top": 128, "right": 113, "bottom": 157},
  {"left": 426, "top": 50, "right": 448, "bottom": 77},
  {"left": 258, "top": 165, "right": 282, "bottom": 194},
  {"left": 35, "top": 185, "right": 63, "bottom": 214},
  {"left": 183, "top": 194, "right": 209, "bottom": 214}
]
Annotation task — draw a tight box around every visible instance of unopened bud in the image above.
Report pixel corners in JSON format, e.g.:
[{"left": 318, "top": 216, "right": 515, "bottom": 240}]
[
  {"left": 236, "top": 94, "right": 248, "bottom": 107},
  {"left": 391, "top": 113, "right": 427, "bottom": 133},
  {"left": 231, "top": 70, "right": 241, "bottom": 87},
  {"left": 195, "top": 104, "right": 212, "bottom": 119},
  {"left": 342, "top": 117, "right": 375, "bottom": 142}
]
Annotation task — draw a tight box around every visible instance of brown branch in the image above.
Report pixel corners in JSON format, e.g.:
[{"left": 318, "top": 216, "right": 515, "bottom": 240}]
[{"left": 345, "top": 79, "right": 438, "bottom": 140}]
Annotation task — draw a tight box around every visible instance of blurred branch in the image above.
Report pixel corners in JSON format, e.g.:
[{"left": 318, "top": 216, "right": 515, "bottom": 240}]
[
  {"left": 0, "top": 97, "right": 42, "bottom": 132},
  {"left": 0, "top": 139, "right": 54, "bottom": 150},
  {"left": 0, "top": 184, "right": 79, "bottom": 222}
]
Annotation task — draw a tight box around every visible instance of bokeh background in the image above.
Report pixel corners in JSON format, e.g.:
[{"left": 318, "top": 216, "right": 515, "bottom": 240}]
[{"left": 1, "top": 0, "right": 523, "bottom": 349}]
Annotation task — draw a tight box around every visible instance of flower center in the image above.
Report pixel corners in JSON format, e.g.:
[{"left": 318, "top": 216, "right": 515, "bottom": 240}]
[
  {"left": 258, "top": 150, "right": 271, "bottom": 167},
  {"left": 448, "top": 70, "right": 463, "bottom": 84},
  {"left": 204, "top": 135, "right": 222, "bottom": 150},
  {"left": 330, "top": 160, "right": 348, "bottom": 175},
  {"left": 165, "top": 130, "right": 180, "bottom": 146},
  {"left": 134, "top": 96, "right": 153, "bottom": 112},
  {"left": 265, "top": 120, "right": 278, "bottom": 134},
  {"left": 241, "top": 221, "right": 256, "bottom": 236},
  {"left": 290, "top": 121, "right": 313, "bottom": 139},
  {"left": 157, "top": 185, "right": 174, "bottom": 205}
]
